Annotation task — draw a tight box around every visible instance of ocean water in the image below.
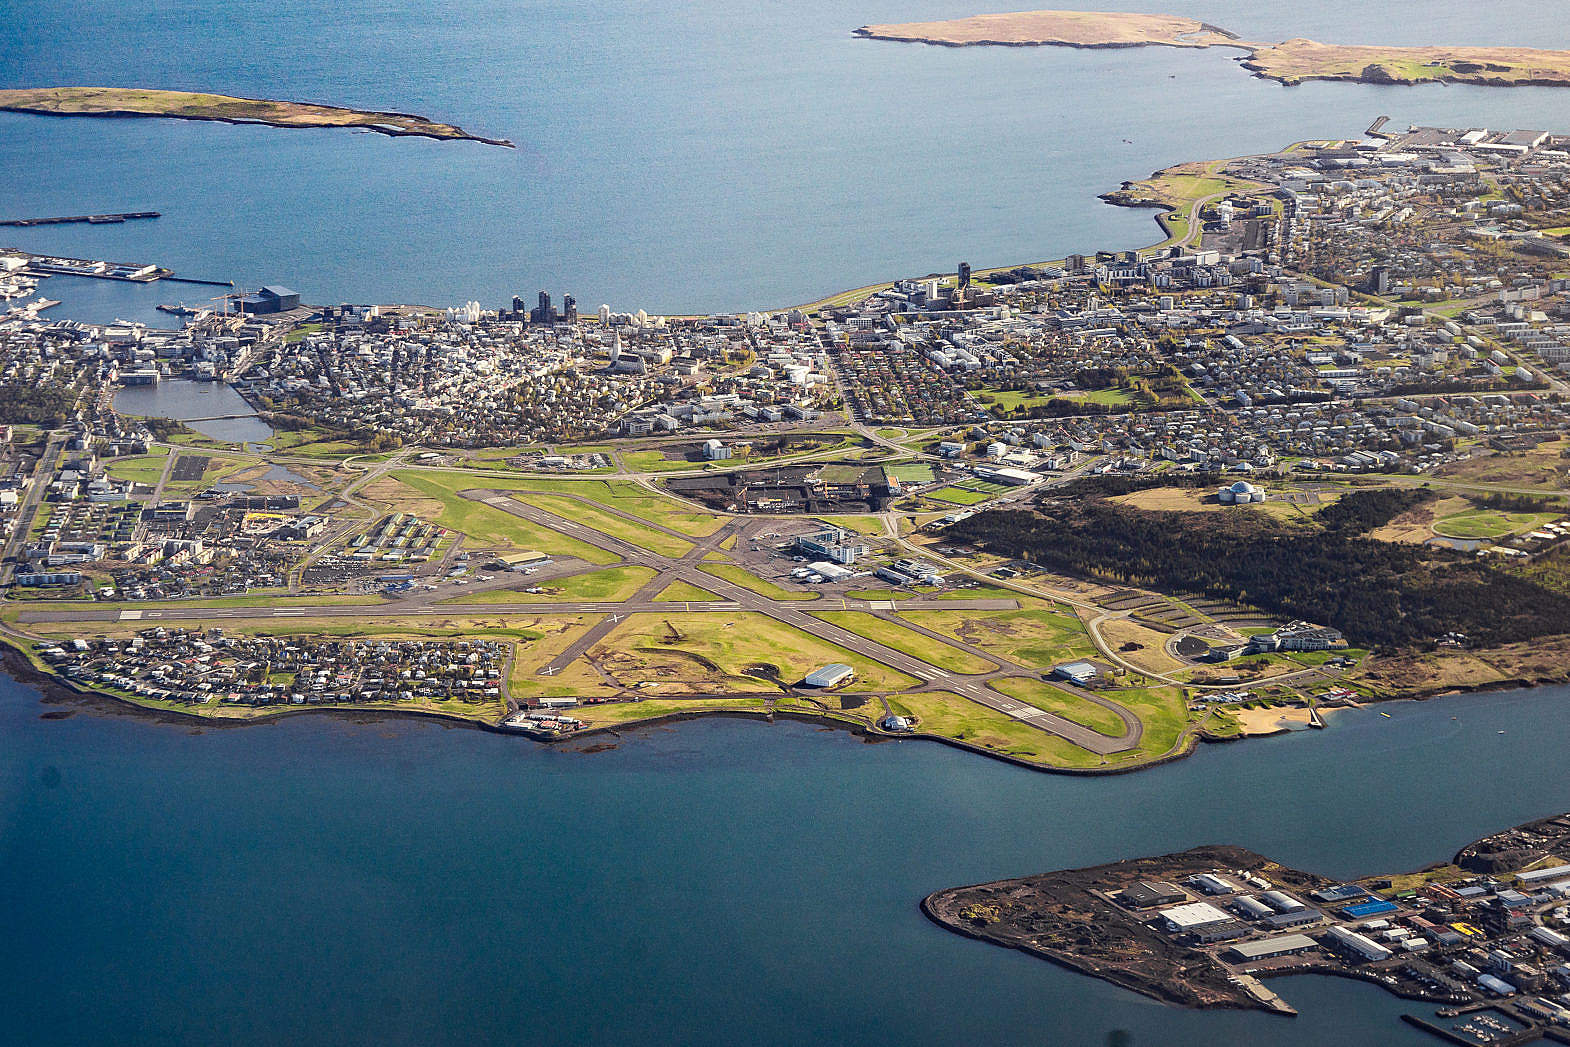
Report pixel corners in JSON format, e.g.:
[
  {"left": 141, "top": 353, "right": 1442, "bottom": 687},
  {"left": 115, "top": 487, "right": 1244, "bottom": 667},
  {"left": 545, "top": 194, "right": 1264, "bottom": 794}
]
[
  {"left": 6, "top": 0, "right": 1570, "bottom": 317},
  {"left": 4, "top": 675, "right": 1570, "bottom": 1046},
  {"left": 9, "top": 3, "right": 1570, "bottom": 1042}
]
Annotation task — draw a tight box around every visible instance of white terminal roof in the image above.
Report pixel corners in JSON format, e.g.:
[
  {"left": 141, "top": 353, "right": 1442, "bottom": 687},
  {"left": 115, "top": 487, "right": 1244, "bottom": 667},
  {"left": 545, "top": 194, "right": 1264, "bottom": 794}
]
[{"left": 1160, "top": 902, "right": 1231, "bottom": 928}]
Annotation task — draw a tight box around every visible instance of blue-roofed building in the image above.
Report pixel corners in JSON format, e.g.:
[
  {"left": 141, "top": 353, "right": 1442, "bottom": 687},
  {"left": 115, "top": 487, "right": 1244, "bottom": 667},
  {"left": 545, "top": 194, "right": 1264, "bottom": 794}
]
[
  {"left": 1342, "top": 899, "right": 1398, "bottom": 919},
  {"left": 1313, "top": 884, "right": 1370, "bottom": 904}
]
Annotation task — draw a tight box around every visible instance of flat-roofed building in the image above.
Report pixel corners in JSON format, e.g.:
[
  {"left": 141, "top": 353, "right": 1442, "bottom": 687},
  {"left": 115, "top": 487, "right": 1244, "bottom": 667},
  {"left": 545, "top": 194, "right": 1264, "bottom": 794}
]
[
  {"left": 802, "top": 664, "right": 855, "bottom": 689},
  {"left": 1226, "top": 934, "right": 1317, "bottom": 963},
  {"left": 1121, "top": 881, "right": 1186, "bottom": 909},
  {"left": 1160, "top": 902, "right": 1230, "bottom": 932}
]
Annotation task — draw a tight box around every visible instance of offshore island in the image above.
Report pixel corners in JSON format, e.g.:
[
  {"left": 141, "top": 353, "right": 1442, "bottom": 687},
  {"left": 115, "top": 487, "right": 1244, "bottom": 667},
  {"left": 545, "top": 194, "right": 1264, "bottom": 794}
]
[
  {"left": 6, "top": 118, "right": 1570, "bottom": 779},
  {"left": 0, "top": 87, "right": 514, "bottom": 147},
  {"left": 924, "top": 811, "right": 1570, "bottom": 1041},
  {"left": 854, "top": 9, "right": 1570, "bottom": 88}
]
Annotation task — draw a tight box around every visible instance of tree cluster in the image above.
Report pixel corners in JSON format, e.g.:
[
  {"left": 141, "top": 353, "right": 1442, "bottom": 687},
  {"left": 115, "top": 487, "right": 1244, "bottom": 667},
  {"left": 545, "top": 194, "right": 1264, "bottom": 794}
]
[{"left": 950, "top": 505, "right": 1570, "bottom": 649}]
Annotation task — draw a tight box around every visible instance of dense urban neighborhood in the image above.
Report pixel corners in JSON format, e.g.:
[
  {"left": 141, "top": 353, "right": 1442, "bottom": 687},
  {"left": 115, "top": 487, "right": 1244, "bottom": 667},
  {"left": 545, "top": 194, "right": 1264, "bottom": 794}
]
[{"left": 7, "top": 122, "right": 1570, "bottom": 779}]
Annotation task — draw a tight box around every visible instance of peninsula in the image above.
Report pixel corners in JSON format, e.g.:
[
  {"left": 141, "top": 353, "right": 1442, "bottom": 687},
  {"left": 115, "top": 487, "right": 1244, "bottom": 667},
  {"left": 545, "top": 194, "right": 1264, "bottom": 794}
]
[
  {"left": 8, "top": 121, "right": 1570, "bottom": 782},
  {"left": 854, "top": 9, "right": 1570, "bottom": 88},
  {"left": 924, "top": 812, "right": 1570, "bottom": 1034},
  {"left": 0, "top": 87, "right": 514, "bottom": 147}
]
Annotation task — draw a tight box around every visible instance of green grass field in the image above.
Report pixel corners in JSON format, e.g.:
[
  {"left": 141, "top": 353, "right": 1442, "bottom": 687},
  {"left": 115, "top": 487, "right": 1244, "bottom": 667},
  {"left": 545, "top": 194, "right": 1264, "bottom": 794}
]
[
  {"left": 698, "top": 563, "right": 819, "bottom": 601},
  {"left": 103, "top": 447, "right": 170, "bottom": 486},
  {"left": 811, "top": 611, "right": 994, "bottom": 674},
  {"left": 989, "top": 677, "right": 1128, "bottom": 736},
  {"left": 1432, "top": 508, "right": 1560, "bottom": 540},
  {"left": 927, "top": 486, "right": 992, "bottom": 506},
  {"left": 442, "top": 565, "right": 657, "bottom": 604},
  {"left": 512, "top": 492, "right": 694, "bottom": 558},
  {"left": 883, "top": 690, "right": 1107, "bottom": 768},
  {"left": 817, "top": 514, "right": 889, "bottom": 537},
  {"left": 653, "top": 579, "right": 721, "bottom": 602},
  {"left": 595, "top": 612, "right": 916, "bottom": 693},
  {"left": 898, "top": 606, "right": 1093, "bottom": 669},
  {"left": 384, "top": 471, "right": 617, "bottom": 563}
]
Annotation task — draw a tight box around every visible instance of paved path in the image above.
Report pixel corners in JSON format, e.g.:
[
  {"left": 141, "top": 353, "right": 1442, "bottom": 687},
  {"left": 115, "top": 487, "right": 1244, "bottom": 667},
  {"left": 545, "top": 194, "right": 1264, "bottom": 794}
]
[
  {"left": 12, "top": 484, "right": 1147, "bottom": 756},
  {"left": 469, "top": 492, "right": 1142, "bottom": 755}
]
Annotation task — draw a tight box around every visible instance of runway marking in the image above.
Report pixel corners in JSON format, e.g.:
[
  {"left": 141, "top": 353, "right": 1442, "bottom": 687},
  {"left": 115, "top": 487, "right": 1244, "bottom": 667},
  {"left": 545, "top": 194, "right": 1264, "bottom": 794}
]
[
  {"left": 274, "top": 611, "right": 306, "bottom": 616},
  {"left": 119, "top": 610, "right": 143, "bottom": 621}
]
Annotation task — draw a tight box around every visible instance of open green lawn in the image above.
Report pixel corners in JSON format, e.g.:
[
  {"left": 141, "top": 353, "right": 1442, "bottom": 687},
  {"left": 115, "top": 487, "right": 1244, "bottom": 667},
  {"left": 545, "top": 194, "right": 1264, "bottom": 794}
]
[
  {"left": 811, "top": 611, "right": 994, "bottom": 674},
  {"left": 653, "top": 579, "right": 721, "bottom": 602},
  {"left": 572, "top": 696, "right": 772, "bottom": 727},
  {"left": 513, "top": 492, "right": 694, "bottom": 558},
  {"left": 1099, "top": 686, "right": 1192, "bottom": 759},
  {"left": 978, "top": 389, "right": 1057, "bottom": 412},
  {"left": 898, "top": 606, "right": 1093, "bottom": 670},
  {"left": 384, "top": 471, "right": 617, "bottom": 563},
  {"left": 989, "top": 677, "right": 1128, "bottom": 736},
  {"left": 817, "top": 514, "right": 888, "bottom": 537},
  {"left": 884, "top": 691, "right": 1107, "bottom": 768},
  {"left": 391, "top": 469, "right": 721, "bottom": 537},
  {"left": 442, "top": 565, "right": 657, "bottom": 604},
  {"left": 103, "top": 447, "right": 170, "bottom": 485},
  {"left": 698, "top": 563, "right": 819, "bottom": 601},
  {"left": 595, "top": 612, "right": 916, "bottom": 693},
  {"left": 1288, "top": 647, "right": 1367, "bottom": 668},
  {"left": 886, "top": 463, "right": 936, "bottom": 483},
  {"left": 266, "top": 427, "right": 379, "bottom": 458},
  {"left": 620, "top": 450, "right": 700, "bottom": 473},
  {"left": 1432, "top": 508, "right": 1560, "bottom": 540},
  {"left": 927, "top": 486, "right": 992, "bottom": 506}
]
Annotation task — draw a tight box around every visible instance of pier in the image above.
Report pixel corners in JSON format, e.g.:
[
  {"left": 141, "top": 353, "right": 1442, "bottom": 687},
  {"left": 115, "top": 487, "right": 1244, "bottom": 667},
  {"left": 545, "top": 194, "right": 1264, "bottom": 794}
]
[
  {"left": 6, "top": 249, "right": 230, "bottom": 288},
  {"left": 0, "top": 211, "right": 160, "bottom": 228}
]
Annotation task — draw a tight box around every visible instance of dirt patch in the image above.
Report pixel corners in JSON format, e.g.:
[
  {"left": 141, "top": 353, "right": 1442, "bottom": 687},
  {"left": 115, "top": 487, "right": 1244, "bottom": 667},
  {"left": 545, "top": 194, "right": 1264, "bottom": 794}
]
[
  {"left": 1369, "top": 494, "right": 1465, "bottom": 544},
  {"left": 1356, "top": 634, "right": 1570, "bottom": 696},
  {"left": 1232, "top": 705, "right": 1315, "bottom": 735}
]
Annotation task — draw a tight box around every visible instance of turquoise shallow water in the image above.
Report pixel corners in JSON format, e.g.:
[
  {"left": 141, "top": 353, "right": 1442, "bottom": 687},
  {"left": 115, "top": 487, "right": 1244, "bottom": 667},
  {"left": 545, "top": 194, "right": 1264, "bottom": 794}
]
[
  {"left": 7, "top": 0, "right": 1570, "bottom": 317},
  {"left": 4, "top": 673, "right": 1570, "bottom": 1046}
]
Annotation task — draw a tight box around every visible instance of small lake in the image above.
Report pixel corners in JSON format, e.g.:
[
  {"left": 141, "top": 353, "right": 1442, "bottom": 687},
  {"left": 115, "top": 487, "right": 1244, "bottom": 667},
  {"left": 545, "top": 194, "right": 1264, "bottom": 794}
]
[{"left": 113, "top": 378, "right": 275, "bottom": 445}]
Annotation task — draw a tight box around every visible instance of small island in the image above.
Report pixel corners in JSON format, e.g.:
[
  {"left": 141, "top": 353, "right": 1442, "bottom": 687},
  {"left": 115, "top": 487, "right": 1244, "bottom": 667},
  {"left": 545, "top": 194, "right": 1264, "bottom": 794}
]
[
  {"left": 853, "top": 10, "right": 1239, "bottom": 50},
  {"left": 855, "top": 9, "right": 1570, "bottom": 88},
  {"left": 0, "top": 87, "right": 514, "bottom": 147},
  {"left": 925, "top": 812, "right": 1570, "bottom": 1037}
]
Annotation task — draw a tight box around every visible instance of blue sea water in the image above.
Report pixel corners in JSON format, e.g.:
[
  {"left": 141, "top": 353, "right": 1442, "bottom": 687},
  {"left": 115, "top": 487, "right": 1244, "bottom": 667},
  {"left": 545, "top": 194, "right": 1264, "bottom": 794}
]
[
  {"left": 5, "top": 676, "right": 1570, "bottom": 1046},
  {"left": 6, "top": 0, "right": 1570, "bottom": 317},
  {"left": 8, "top": 2, "right": 1570, "bottom": 1041}
]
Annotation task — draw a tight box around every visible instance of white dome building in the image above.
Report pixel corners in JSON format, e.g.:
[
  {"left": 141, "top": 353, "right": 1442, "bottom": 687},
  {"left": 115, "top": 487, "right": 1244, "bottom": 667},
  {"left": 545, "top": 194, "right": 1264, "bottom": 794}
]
[{"left": 1218, "top": 480, "right": 1266, "bottom": 504}]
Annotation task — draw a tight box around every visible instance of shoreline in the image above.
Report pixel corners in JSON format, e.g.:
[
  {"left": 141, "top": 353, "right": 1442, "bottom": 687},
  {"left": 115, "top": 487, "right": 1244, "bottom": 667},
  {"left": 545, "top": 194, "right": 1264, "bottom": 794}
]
[
  {"left": 7, "top": 599, "right": 1565, "bottom": 774},
  {"left": 0, "top": 90, "right": 515, "bottom": 148},
  {"left": 920, "top": 812, "right": 1570, "bottom": 1019},
  {"left": 0, "top": 627, "right": 1220, "bottom": 775},
  {"left": 853, "top": 20, "right": 1570, "bottom": 91}
]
